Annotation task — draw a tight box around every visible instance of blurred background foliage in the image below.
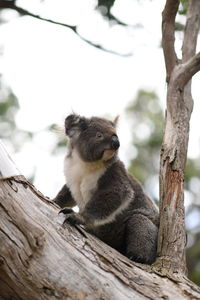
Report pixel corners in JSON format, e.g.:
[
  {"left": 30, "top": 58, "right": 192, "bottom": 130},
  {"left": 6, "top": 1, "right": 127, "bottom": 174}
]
[
  {"left": 0, "top": 78, "right": 33, "bottom": 151},
  {"left": 0, "top": 0, "right": 199, "bottom": 287}
]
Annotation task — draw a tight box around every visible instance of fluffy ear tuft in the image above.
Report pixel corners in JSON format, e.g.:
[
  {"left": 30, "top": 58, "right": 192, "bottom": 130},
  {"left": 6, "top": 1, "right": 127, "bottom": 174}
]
[
  {"left": 65, "top": 114, "right": 80, "bottom": 137},
  {"left": 65, "top": 114, "right": 88, "bottom": 138},
  {"left": 113, "top": 115, "right": 120, "bottom": 128}
]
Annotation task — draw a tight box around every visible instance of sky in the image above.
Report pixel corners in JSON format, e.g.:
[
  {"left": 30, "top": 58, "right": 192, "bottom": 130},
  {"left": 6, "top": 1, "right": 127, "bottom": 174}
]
[{"left": 0, "top": 0, "right": 200, "bottom": 200}]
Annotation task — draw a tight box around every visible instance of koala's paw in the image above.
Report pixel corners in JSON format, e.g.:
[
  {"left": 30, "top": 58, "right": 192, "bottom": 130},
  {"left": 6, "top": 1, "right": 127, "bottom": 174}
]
[
  {"left": 59, "top": 207, "right": 74, "bottom": 215},
  {"left": 59, "top": 208, "right": 84, "bottom": 226}
]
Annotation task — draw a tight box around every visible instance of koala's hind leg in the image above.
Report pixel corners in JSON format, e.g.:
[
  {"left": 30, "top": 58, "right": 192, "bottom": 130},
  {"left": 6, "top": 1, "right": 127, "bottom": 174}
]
[
  {"left": 53, "top": 184, "right": 76, "bottom": 208},
  {"left": 125, "top": 214, "right": 158, "bottom": 264}
]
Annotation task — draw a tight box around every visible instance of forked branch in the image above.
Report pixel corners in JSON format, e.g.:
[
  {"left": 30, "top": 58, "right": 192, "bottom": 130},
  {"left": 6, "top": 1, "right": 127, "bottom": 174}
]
[
  {"left": 157, "top": 0, "right": 200, "bottom": 278},
  {"left": 175, "top": 52, "right": 200, "bottom": 89}
]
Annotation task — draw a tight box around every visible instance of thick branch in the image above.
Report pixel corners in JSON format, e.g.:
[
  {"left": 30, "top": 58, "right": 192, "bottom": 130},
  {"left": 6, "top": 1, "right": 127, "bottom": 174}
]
[
  {"left": 1, "top": 175, "right": 200, "bottom": 300},
  {"left": 162, "top": 0, "right": 179, "bottom": 82},
  {"left": 0, "top": 0, "right": 132, "bottom": 57},
  {"left": 1, "top": 140, "right": 200, "bottom": 299}
]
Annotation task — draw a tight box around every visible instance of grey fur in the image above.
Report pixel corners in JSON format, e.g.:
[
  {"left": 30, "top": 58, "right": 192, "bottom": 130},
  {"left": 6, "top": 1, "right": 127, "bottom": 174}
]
[{"left": 53, "top": 114, "right": 159, "bottom": 264}]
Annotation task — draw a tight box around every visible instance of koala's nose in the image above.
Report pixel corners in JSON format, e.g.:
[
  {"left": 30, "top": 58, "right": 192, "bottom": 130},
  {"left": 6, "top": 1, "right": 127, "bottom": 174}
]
[{"left": 111, "top": 135, "right": 120, "bottom": 150}]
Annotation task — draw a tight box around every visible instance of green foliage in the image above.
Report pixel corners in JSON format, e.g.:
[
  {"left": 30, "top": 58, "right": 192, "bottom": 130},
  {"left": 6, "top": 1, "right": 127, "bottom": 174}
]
[
  {"left": 179, "top": 0, "right": 189, "bottom": 15},
  {"left": 126, "top": 90, "right": 163, "bottom": 187},
  {"left": 186, "top": 233, "right": 200, "bottom": 285},
  {"left": 174, "top": 0, "right": 188, "bottom": 32},
  {"left": 0, "top": 84, "right": 19, "bottom": 135},
  {"left": 175, "top": 22, "right": 185, "bottom": 31},
  {"left": 0, "top": 79, "right": 36, "bottom": 184},
  {"left": 185, "top": 158, "right": 200, "bottom": 184},
  {"left": 0, "top": 80, "right": 33, "bottom": 151},
  {"left": 97, "top": 0, "right": 115, "bottom": 10}
]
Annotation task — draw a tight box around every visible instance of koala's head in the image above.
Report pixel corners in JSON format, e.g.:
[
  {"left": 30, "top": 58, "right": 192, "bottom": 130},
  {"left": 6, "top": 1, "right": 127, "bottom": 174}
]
[{"left": 65, "top": 114, "right": 120, "bottom": 162}]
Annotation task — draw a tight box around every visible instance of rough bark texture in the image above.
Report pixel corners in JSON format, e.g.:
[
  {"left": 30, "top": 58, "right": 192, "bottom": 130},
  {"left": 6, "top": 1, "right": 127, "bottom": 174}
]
[
  {"left": 155, "top": 0, "right": 200, "bottom": 277},
  {"left": 0, "top": 175, "right": 200, "bottom": 300}
]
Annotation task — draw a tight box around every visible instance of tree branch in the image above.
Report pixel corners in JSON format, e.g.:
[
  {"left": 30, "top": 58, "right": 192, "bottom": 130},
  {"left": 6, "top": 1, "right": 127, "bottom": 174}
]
[
  {"left": 182, "top": 0, "right": 200, "bottom": 62},
  {"left": 181, "top": 0, "right": 200, "bottom": 115},
  {"left": 1, "top": 168, "right": 200, "bottom": 299},
  {"left": 175, "top": 52, "right": 200, "bottom": 89},
  {"left": 0, "top": 1, "right": 132, "bottom": 57},
  {"left": 162, "top": 0, "right": 179, "bottom": 82}
]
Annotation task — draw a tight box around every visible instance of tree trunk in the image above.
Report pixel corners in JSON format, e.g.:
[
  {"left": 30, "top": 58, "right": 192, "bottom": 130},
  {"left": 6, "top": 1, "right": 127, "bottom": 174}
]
[
  {"left": 155, "top": 0, "right": 200, "bottom": 278},
  {"left": 0, "top": 141, "right": 200, "bottom": 300}
]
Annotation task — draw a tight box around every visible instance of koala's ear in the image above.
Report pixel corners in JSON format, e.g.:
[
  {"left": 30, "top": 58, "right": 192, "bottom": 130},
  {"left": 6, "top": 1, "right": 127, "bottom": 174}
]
[
  {"left": 65, "top": 114, "right": 88, "bottom": 137},
  {"left": 113, "top": 115, "right": 120, "bottom": 128}
]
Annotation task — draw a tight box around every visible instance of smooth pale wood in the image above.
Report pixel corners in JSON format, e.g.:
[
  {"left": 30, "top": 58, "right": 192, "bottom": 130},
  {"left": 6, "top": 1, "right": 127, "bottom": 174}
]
[
  {"left": 0, "top": 140, "right": 21, "bottom": 179},
  {"left": 0, "top": 176, "right": 200, "bottom": 300}
]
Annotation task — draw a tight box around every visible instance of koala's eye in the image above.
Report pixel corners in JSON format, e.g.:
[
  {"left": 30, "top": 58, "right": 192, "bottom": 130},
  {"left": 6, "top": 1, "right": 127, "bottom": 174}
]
[{"left": 96, "top": 132, "right": 103, "bottom": 139}]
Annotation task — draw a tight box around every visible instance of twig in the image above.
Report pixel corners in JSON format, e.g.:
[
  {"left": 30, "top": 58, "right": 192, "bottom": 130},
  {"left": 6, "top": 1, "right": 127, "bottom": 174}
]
[{"left": 0, "top": 1, "right": 132, "bottom": 57}]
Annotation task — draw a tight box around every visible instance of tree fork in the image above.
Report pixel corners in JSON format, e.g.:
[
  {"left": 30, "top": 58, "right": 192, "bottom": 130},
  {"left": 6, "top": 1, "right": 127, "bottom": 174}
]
[{"left": 155, "top": 0, "right": 200, "bottom": 277}]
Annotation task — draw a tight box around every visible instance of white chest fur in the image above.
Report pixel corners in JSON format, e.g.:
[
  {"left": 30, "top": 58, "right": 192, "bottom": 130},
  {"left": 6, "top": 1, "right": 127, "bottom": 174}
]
[{"left": 64, "top": 149, "right": 106, "bottom": 211}]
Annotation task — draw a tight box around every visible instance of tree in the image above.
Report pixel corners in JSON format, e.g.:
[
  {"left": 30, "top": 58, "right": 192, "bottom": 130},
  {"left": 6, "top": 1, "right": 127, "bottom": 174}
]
[
  {"left": 154, "top": 0, "right": 200, "bottom": 278},
  {"left": 126, "top": 89, "right": 200, "bottom": 286},
  {"left": 1, "top": 0, "right": 200, "bottom": 299}
]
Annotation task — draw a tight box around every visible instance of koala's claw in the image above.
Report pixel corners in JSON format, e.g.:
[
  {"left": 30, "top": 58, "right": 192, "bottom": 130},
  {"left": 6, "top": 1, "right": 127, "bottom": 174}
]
[
  {"left": 61, "top": 211, "right": 84, "bottom": 226},
  {"left": 59, "top": 207, "right": 74, "bottom": 215},
  {"left": 59, "top": 207, "right": 81, "bottom": 226},
  {"left": 63, "top": 213, "right": 78, "bottom": 225}
]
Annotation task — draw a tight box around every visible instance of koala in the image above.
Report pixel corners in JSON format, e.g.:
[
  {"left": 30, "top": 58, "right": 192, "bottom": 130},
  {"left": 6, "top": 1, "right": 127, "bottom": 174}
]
[{"left": 53, "top": 114, "right": 159, "bottom": 264}]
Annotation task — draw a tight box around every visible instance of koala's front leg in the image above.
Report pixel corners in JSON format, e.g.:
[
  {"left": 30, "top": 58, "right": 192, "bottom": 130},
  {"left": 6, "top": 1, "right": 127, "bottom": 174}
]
[
  {"left": 62, "top": 191, "right": 126, "bottom": 228},
  {"left": 60, "top": 188, "right": 132, "bottom": 228},
  {"left": 60, "top": 208, "right": 85, "bottom": 226},
  {"left": 53, "top": 184, "right": 76, "bottom": 208}
]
